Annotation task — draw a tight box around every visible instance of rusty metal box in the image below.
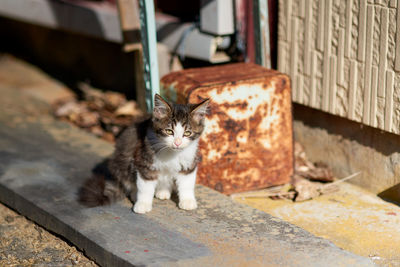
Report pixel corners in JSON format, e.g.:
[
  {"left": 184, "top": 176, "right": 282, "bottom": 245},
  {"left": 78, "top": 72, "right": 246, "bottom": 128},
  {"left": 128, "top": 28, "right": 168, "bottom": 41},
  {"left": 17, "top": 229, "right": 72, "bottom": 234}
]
[{"left": 161, "top": 63, "right": 293, "bottom": 194}]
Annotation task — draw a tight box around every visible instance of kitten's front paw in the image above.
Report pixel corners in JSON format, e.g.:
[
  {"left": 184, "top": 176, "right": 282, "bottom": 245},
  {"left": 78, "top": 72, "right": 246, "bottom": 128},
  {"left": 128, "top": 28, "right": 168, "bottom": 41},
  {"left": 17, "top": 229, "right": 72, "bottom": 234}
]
[
  {"left": 179, "top": 199, "right": 197, "bottom": 210},
  {"left": 155, "top": 190, "right": 171, "bottom": 200},
  {"left": 133, "top": 202, "right": 152, "bottom": 214}
]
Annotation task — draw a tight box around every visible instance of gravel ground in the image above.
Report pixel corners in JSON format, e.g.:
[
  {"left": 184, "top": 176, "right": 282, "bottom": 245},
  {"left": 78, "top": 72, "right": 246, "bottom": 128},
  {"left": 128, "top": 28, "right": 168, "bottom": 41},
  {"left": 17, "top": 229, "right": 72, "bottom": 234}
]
[{"left": 0, "top": 203, "right": 97, "bottom": 266}]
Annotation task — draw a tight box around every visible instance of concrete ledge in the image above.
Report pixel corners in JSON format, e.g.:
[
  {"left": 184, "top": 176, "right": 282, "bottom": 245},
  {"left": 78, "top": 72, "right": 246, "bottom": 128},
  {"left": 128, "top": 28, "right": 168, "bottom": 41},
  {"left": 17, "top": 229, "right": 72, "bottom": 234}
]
[{"left": 0, "top": 87, "right": 374, "bottom": 266}]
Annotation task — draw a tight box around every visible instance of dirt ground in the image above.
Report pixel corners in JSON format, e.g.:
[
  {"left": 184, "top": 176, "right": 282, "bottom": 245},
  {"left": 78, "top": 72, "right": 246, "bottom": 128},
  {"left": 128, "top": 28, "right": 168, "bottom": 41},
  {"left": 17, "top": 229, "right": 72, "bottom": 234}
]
[{"left": 0, "top": 202, "right": 97, "bottom": 266}]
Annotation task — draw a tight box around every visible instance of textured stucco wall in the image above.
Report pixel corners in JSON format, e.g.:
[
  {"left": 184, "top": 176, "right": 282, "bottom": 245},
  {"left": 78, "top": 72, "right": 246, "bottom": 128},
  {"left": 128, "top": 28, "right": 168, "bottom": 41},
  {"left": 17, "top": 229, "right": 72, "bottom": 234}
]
[{"left": 278, "top": 0, "right": 400, "bottom": 135}]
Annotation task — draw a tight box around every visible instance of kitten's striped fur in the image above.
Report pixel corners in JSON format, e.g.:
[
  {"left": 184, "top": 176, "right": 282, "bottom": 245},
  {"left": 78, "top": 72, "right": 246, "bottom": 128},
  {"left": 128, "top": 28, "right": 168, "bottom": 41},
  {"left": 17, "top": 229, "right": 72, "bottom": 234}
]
[{"left": 79, "top": 94, "right": 209, "bottom": 213}]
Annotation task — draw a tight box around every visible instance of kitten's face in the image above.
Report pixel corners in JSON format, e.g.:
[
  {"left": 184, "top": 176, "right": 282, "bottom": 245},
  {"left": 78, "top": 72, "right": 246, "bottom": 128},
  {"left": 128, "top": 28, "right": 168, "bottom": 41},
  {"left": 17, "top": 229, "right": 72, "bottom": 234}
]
[{"left": 151, "top": 94, "right": 209, "bottom": 151}]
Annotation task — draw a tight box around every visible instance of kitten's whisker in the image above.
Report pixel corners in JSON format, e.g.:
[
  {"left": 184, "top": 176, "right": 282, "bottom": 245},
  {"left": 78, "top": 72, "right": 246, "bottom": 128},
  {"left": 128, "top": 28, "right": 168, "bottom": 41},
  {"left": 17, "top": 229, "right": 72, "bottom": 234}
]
[
  {"left": 150, "top": 142, "right": 166, "bottom": 151},
  {"left": 155, "top": 146, "right": 170, "bottom": 154}
]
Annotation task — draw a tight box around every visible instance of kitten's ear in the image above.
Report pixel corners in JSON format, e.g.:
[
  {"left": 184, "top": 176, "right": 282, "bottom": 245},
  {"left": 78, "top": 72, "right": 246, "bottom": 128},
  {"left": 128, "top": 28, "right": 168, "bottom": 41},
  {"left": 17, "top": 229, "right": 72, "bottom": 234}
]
[
  {"left": 191, "top": 98, "right": 209, "bottom": 123},
  {"left": 153, "top": 94, "right": 171, "bottom": 119}
]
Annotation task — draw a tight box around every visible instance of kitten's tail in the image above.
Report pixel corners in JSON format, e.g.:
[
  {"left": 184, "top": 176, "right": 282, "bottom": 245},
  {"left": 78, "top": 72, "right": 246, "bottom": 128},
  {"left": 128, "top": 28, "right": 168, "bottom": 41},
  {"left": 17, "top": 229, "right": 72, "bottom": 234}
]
[{"left": 78, "top": 174, "right": 125, "bottom": 207}]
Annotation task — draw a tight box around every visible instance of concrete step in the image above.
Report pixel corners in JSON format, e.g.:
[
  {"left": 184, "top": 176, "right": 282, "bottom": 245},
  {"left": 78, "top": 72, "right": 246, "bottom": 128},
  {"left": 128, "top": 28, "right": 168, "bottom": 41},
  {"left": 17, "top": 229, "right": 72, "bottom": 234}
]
[{"left": 0, "top": 84, "right": 376, "bottom": 267}]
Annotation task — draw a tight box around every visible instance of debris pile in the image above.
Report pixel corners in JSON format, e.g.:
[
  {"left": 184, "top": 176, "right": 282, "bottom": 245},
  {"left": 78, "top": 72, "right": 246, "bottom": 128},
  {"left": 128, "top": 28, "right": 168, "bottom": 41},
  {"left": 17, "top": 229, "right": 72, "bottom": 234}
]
[{"left": 53, "top": 83, "right": 143, "bottom": 142}]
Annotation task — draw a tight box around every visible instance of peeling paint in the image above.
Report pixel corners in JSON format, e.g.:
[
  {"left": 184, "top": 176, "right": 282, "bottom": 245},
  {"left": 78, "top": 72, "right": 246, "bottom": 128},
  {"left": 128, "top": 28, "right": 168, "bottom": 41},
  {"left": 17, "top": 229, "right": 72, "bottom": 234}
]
[{"left": 161, "top": 63, "right": 293, "bottom": 194}]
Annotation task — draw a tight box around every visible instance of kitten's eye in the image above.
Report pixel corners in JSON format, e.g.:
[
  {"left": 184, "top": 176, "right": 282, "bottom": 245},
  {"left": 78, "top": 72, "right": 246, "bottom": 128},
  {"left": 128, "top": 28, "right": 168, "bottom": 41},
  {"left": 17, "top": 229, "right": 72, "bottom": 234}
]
[
  {"left": 183, "top": 131, "right": 191, "bottom": 137},
  {"left": 165, "top": 129, "right": 174, "bottom": 135}
]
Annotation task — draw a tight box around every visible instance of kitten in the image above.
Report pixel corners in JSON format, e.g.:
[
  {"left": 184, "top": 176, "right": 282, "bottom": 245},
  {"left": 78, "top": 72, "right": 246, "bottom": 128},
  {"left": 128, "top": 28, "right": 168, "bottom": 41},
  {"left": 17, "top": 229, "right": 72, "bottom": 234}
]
[{"left": 79, "top": 94, "right": 209, "bottom": 214}]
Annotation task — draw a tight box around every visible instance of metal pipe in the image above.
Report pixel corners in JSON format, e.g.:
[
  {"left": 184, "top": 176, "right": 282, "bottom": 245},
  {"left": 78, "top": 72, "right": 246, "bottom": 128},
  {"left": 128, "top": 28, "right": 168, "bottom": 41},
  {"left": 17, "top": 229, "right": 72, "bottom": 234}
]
[
  {"left": 139, "top": 0, "right": 160, "bottom": 112},
  {"left": 253, "top": 0, "right": 271, "bottom": 68}
]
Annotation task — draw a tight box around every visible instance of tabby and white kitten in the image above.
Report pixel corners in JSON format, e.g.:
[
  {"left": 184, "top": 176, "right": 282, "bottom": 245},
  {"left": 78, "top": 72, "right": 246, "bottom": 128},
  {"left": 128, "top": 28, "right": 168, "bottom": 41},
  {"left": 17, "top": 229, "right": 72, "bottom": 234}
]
[{"left": 80, "top": 94, "right": 209, "bottom": 214}]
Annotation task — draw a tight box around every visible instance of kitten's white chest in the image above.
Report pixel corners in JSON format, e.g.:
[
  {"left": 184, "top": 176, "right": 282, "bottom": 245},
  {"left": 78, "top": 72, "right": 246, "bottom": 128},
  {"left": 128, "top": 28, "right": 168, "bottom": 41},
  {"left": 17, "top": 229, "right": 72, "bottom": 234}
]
[{"left": 152, "top": 140, "right": 198, "bottom": 175}]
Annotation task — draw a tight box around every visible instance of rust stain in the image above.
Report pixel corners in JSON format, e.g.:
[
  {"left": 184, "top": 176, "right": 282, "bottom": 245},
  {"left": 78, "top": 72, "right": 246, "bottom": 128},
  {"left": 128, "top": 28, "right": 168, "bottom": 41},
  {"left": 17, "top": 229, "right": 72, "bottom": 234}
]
[
  {"left": 161, "top": 63, "right": 293, "bottom": 195},
  {"left": 161, "top": 63, "right": 281, "bottom": 103}
]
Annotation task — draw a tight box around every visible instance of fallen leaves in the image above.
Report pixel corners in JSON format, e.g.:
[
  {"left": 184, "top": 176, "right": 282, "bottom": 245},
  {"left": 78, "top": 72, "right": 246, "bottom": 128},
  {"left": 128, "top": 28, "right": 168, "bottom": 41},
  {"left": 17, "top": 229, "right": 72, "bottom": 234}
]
[{"left": 53, "top": 83, "right": 144, "bottom": 142}]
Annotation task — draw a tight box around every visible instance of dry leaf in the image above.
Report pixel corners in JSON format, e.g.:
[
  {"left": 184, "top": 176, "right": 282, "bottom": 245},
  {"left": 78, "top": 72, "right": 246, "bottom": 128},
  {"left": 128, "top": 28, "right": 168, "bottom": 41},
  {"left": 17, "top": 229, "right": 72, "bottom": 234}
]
[
  {"left": 75, "top": 112, "right": 99, "bottom": 128},
  {"left": 294, "top": 142, "right": 335, "bottom": 182},
  {"left": 293, "top": 176, "right": 323, "bottom": 202},
  {"left": 79, "top": 83, "right": 104, "bottom": 102},
  {"left": 115, "top": 101, "right": 143, "bottom": 117},
  {"left": 54, "top": 101, "right": 86, "bottom": 117},
  {"left": 85, "top": 99, "right": 104, "bottom": 111},
  {"left": 104, "top": 91, "right": 126, "bottom": 111},
  {"left": 89, "top": 125, "right": 104, "bottom": 137},
  {"left": 102, "top": 132, "right": 115, "bottom": 143}
]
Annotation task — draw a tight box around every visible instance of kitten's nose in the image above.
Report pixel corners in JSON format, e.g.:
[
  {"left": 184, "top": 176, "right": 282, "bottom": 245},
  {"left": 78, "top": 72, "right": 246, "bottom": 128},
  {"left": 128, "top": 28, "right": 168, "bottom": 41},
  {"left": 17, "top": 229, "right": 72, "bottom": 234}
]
[{"left": 174, "top": 138, "right": 182, "bottom": 147}]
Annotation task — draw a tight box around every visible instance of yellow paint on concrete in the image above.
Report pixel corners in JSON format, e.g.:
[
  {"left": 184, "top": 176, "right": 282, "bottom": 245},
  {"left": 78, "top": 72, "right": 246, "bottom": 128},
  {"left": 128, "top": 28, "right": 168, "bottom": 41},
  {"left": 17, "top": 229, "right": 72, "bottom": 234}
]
[{"left": 233, "top": 183, "right": 400, "bottom": 266}]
